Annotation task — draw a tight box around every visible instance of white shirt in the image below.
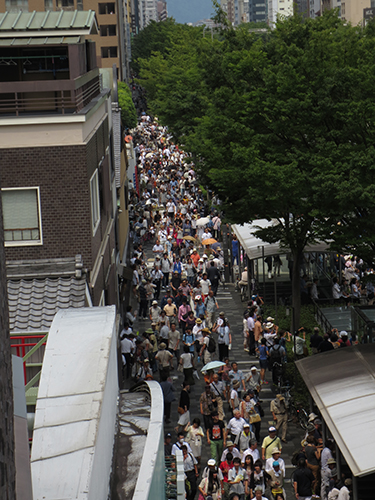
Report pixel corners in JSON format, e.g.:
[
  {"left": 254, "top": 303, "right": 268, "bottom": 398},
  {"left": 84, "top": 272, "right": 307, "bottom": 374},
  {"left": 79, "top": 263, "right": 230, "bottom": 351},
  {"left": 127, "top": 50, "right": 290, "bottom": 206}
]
[
  {"left": 265, "top": 456, "right": 285, "bottom": 474},
  {"left": 200, "top": 278, "right": 211, "bottom": 295},
  {"left": 171, "top": 441, "right": 192, "bottom": 456},
  {"left": 227, "top": 416, "right": 246, "bottom": 436},
  {"left": 247, "top": 316, "right": 255, "bottom": 331},
  {"left": 242, "top": 447, "right": 260, "bottom": 464}
]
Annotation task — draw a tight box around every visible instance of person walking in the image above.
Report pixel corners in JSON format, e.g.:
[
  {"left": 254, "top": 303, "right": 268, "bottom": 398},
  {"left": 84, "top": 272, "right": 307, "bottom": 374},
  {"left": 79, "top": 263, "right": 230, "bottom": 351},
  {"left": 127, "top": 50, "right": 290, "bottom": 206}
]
[{"left": 270, "top": 394, "right": 288, "bottom": 444}]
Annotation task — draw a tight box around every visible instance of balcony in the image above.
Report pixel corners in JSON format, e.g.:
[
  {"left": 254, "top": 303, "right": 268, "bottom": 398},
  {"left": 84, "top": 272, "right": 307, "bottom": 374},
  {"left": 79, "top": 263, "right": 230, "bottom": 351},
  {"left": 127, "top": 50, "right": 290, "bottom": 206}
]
[{"left": 0, "top": 70, "right": 101, "bottom": 116}]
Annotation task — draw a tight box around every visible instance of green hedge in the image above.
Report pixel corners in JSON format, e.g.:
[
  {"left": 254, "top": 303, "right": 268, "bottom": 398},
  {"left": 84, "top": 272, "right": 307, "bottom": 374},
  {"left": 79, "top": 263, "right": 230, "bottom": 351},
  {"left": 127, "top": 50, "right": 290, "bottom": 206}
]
[{"left": 118, "top": 82, "right": 137, "bottom": 129}]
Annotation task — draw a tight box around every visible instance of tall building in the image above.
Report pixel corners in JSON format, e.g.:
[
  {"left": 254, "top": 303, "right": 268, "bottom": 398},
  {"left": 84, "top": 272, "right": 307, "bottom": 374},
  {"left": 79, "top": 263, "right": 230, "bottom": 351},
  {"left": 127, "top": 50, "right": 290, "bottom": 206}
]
[
  {"left": 249, "top": 0, "right": 268, "bottom": 22},
  {"left": 0, "top": 11, "right": 118, "bottom": 309},
  {"left": 0, "top": 0, "right": 130, "bottom": 80},
  {"left": 157, "top": 0, "right": 167, "bottom": 20},
  {"left": 268, "top": 0, "right": 293, "bottom": 26}
]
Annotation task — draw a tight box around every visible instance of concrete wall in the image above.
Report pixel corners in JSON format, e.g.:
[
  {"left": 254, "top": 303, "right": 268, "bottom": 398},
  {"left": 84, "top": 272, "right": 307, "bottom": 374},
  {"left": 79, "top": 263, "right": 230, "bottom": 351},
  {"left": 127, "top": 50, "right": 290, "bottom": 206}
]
[
  {"left": 30, "top": 306, "right": 118, "bottom": 500},
  {"left": 133, "top": 380, "right": 166, "bottom": 500}
]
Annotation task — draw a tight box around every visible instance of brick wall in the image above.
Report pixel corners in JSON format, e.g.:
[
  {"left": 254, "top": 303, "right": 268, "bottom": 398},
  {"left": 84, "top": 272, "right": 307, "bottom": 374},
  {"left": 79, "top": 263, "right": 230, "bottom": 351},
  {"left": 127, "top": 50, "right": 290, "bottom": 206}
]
[{"left": 0, "top": 145, "right": 92, "bottom": 266}]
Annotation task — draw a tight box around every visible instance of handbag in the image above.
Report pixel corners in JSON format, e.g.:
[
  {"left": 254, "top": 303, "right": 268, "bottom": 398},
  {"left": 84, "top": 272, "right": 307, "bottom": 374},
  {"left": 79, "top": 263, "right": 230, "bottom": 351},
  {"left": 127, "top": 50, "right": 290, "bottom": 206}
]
[
  {"left": 250, "top": 412, "right": 261, "bottom": 423},
  {"left": 177, "top": 406, "right": 185, "bottom": 415},
  {"left": 177, "top": 362, "right": 184, "bottom": 372}
]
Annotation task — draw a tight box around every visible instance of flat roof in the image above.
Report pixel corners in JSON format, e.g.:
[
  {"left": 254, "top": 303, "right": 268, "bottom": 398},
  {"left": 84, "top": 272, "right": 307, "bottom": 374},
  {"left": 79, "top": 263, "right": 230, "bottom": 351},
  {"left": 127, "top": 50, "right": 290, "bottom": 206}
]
[
  {"left": 232, "top": 219, "right": 329, "bottom": 260},
  {"left": 0, "top": 10, "right": 98, "bottom": 36},
  {"left": 296, "top": 343, "right": 375, "bottom": 477}
]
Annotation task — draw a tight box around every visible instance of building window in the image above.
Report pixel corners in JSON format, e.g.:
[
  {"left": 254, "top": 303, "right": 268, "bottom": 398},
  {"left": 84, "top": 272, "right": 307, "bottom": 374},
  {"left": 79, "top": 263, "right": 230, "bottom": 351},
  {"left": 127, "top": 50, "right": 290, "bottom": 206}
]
[
  {"left": 101, "top": 46, "right": 118, "bottom": 59},
  {"left": 2, "top": 187, "right": 42, "bottom": 246},
  {"left": 99, "top": 2, "right": 115, "bottom": 14},
  {"left": 100, "top": 24, "right": 117, "bottom": 36},
  {"left": 56, "top": 0, "right": 74, "bottom": 10},
  {"left": 5, "top": 0, "right": 29, "bottom": 11},
  {"left": 90, "top": 170, "right": 101, "bottom": 235},
  {"left": 77, "top": 0, "right": 83, "bottom": 9},
  {"left": 44, "top": 0, "right": 53, "bottom": 9}
]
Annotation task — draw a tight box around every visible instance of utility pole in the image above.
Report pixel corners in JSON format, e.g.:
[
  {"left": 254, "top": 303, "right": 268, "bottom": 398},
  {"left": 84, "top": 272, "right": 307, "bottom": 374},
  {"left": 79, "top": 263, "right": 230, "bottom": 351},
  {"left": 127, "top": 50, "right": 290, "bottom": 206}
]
[{"left": 0, "top": 189, "right": 16, "bottom": 500}]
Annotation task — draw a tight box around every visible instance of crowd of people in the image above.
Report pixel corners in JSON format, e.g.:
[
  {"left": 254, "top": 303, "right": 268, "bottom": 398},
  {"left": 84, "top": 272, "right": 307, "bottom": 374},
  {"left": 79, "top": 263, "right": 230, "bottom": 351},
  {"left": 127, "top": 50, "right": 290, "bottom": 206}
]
[{"left": 119, "top": 114, "right": 353, "bottom": 500}]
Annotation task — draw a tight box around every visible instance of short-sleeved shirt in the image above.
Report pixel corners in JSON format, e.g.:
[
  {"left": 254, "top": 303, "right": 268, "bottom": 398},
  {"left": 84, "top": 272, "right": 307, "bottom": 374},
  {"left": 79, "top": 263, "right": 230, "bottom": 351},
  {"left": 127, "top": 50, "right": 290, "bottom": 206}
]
[
  {"left": 228, "top": 466, "right": 248, "bottom": 495},
  {"left": 208, "top": 419, "right": 225, "bottom": 441},
  {"left": 168, "top": 329, "right": 180, "bottom": 350},
  {"left": 261, "top": 436, "right": 282, "bottom": 459},
  {"left": 293, "top": 467, "right": 314, "bottom": 496}
]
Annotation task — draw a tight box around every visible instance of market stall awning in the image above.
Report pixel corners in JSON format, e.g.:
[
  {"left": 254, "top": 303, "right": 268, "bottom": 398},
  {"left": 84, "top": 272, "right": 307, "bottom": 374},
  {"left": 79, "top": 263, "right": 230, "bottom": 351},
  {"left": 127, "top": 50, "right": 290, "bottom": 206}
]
[
  {"left": 232, "top": 219, "right": 329, "bottom": 260},
  {"left": 296, "top": 344, "right": 375, "bottom": 477}
]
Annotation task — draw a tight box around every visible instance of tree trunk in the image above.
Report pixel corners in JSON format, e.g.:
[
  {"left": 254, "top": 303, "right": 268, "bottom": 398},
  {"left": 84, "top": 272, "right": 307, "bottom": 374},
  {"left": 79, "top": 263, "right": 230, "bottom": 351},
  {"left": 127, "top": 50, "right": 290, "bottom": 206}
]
[
  {"left": 0, "top": 190, "right": 16, "bottom": 500},
  {"left": 291, "top": 251, "right": 302, "bottom": 332}
]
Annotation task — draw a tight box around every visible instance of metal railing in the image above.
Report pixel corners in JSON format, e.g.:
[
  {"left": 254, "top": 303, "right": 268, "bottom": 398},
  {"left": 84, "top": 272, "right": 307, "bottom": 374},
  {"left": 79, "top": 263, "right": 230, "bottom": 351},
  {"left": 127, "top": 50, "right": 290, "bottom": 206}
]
[
  {"left": 311, "top": 298, "right": 334, "bottom": 333},
  {"left": 10, "top": 332, "right": 48, "bottom": 400},
  {"left": 0, "top": 78, "right": 101, "bottom": 116}
]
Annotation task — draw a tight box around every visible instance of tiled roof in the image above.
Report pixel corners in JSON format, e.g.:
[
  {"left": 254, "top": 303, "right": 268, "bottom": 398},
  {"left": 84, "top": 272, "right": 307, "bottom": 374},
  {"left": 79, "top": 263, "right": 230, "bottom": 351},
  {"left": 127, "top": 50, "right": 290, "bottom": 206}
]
[
  {"left": 0, "top": 10, "right": 98, "bottom": 35},
  {"left": 7, "top": 277, "right": 86, "bottom": 333}
]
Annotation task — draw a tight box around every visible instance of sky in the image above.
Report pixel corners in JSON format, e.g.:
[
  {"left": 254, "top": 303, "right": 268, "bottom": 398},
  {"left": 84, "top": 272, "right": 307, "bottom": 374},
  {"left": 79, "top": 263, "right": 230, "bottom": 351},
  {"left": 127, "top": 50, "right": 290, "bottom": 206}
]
[{"left": 167, "top": 0, "right": 215, "bottom": 24}]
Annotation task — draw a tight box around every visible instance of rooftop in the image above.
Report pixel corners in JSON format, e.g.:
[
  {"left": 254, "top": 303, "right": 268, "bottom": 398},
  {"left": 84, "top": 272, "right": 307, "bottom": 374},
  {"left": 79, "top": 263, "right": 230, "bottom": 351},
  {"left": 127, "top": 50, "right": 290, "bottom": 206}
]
[{"left": 0, "top": 10, "right": 98, "bottom": 36}]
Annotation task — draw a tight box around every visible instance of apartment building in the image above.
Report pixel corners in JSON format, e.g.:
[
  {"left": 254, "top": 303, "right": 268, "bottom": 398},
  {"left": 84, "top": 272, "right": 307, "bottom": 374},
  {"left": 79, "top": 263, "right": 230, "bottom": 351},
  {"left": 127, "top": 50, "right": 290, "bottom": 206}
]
[
  {"left": 0, "top": 0, "right": 130, "bottom": 80},
  {"left": 0, "top": 11, "right": 118, "bottom": 312}
]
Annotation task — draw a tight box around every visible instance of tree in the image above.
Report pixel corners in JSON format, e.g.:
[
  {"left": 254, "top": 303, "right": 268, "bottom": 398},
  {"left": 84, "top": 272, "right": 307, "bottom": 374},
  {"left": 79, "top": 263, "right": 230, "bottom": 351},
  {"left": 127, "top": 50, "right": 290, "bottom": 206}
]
[
  {"left": 139, "top": 12, "right": 375, "bottom": 328},
  {"left": 117, "top": 82, "right": 137, "bottom": 129},
  {"left": 131, "top": 18, "right": 200, "bottom": 75}
]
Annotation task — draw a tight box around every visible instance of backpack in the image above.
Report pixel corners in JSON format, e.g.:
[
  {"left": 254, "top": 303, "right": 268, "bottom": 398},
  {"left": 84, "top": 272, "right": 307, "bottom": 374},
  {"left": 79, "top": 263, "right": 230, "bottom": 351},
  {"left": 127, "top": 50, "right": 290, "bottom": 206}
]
[
  {"left": 207, "top": 336, "right": 216, "bottom": 353},
  {"left": 270, "top": 345, "right": 283, "bottom": 365}
]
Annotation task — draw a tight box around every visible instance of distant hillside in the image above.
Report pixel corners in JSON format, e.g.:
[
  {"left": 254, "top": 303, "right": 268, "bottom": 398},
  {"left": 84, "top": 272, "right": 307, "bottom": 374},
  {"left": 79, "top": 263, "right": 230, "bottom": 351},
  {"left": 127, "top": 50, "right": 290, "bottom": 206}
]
[{"left": 167, "top": 0, "right": 214, "bottom": 24}]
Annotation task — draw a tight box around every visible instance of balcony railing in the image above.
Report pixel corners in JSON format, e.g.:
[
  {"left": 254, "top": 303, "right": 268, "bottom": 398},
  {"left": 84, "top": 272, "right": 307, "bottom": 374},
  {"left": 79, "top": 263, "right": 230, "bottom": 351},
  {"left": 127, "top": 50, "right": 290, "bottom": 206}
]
[{"left": 0, "top": 77, "right": 101, "bottom": 116}]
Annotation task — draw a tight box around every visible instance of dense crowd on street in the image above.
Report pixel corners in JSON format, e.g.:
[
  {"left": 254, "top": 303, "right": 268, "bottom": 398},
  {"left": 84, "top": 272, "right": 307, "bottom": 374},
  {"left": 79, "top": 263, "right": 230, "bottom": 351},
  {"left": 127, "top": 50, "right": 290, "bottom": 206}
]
[{"left": 119, "top": 113, "right": 353, "bottom": 500}]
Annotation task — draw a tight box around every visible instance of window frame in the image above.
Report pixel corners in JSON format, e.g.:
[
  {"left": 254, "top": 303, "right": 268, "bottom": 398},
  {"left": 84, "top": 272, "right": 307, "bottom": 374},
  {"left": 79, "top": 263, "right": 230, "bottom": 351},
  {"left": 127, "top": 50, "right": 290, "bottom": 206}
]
[
  {"left": 90, "top": 169, "right": 101, "bottom": 236},
  {"left": 2, "top": 186, "right": 43, "bottom": 247}
]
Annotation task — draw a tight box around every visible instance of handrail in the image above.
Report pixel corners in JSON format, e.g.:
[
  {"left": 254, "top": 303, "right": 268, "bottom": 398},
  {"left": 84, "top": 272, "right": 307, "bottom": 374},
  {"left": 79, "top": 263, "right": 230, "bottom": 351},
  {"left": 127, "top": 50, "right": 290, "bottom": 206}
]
[
  {"left": 311, "top": 298, "right": 334, "bottom": 333},
  {"left": 25, "top": 371, "right": 42, "bottom": 392},
  {"left": 23, "top": 333, "right": 48, "bottom": 362}
]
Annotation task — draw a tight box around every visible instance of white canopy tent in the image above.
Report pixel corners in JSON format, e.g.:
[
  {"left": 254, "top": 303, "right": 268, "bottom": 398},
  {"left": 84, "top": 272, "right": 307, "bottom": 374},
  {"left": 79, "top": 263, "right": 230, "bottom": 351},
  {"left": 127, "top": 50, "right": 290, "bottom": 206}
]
[{"left": 232, "top": 219, "right": 330, "bottom": 260}]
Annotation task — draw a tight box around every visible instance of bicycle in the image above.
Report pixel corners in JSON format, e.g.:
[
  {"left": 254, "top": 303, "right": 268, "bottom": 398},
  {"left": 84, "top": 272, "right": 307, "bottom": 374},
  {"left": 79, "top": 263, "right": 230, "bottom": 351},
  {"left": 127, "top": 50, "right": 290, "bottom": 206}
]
[{"left": 282, "top": 386, "right": 309, "bottom": 431}]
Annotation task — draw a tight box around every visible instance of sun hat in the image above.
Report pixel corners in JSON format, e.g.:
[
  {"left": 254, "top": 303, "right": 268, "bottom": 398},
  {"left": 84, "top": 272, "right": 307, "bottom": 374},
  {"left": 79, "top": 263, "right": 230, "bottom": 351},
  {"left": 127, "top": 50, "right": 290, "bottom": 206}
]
[
  {"left": 266, "top": 322, "right": 274, "bottom": 329},
  {"left": 233, "top": 380, "right": 240, "bottom": 389},
  {"left": 327, "top": 458, "right": 336, "bottom": 465},
  {"left": 268, "top": 426, "right": 276, "bottom": 432},
  {"left": 207, "top": 459, "right": 216, "bottom": 466},
  {"left": 152, "top": 300, "right": 158, "bottom": 305},
  {"left": 196, "top": 318, "right": 202, "bottom": 324},
  {"left": 267, "top": 316, "right": 275, "bottom": 322},
  {"left": 226, "top": 440, "right": 234, "bottom": 447},
  {"left": 271, "top": 447, "right": 281, "bottom": 454}
]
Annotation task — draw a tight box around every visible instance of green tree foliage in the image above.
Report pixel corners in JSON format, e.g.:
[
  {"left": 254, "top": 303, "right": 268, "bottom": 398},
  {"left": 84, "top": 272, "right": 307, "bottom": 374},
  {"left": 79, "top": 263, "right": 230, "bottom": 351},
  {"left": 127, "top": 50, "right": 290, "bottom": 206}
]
[
  {"left": 117, "top": 82, "right": 137, "bottom": 129},
  {"left": 138, "top": 11, "right": 375, "bottom": 327},
  {"left": 131, "top": 18, "right": 200, "bottom": 74}
]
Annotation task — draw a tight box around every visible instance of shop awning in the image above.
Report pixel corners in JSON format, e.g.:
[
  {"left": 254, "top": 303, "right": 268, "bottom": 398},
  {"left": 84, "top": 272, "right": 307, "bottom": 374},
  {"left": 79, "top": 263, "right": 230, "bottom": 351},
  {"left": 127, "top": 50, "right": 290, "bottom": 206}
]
[
  {"left": 232, "top": 219, "right": 330, "bottom": 260},
  {"left": 296, "top": 344, "right": 375, "bottom": 477}
]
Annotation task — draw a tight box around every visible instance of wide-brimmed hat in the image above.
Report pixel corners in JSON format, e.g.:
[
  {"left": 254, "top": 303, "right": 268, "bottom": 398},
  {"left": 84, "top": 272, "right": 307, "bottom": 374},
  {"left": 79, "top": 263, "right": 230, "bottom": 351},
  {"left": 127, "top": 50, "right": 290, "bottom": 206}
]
[
  {"left": 271, "top": 447, "right": 281, "bottom": 454},
  {"left": 266, "top": 322, "right": 274, "bottom": 329},
  {"left": 196, "top": 318, "right": 202, "bottom": 324},
  {"left": 226, "top": 440, "right": 234, "bottom": 447},
  {"left": 232, "top": 380, "right": 240, "bottom": 389},
  {"left": 152, "top": 300, "right": 158, "bottom": 305},
  {"left": 159, "top": 342, "right": 166, "bottom": 349}
]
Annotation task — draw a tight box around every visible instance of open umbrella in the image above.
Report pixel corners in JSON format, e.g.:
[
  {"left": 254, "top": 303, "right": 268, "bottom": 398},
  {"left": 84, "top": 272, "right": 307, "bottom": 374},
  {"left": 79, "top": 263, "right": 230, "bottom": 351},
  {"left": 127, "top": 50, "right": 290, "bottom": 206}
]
[
  {"left": 183, "top": 235, "right": 197, "bottom": 242},
  {"left": 201, "top": 360, "right": 225, "bottom": 372},
  {"left": 202, "top": 238, "right": 217, "bottom": 246},
  {"left": 196, "top": 217, "right": 210, "bottom": 227}
]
